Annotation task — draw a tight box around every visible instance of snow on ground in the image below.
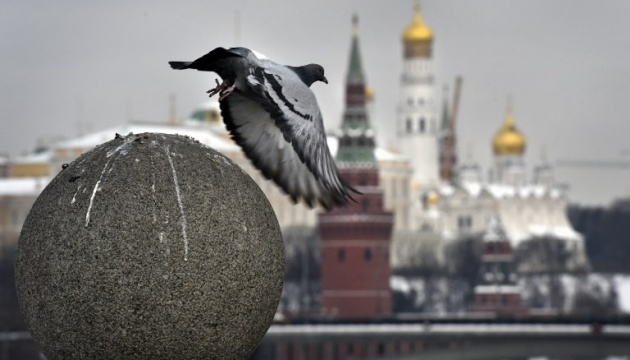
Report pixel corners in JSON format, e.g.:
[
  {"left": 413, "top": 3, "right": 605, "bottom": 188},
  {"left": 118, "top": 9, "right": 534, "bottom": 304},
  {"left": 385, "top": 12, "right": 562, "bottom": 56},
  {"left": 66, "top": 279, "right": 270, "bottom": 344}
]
[
  {"left": 614, "top": 274, "right": 630, "bottom": 313},
  {"left": 394, "top": 273, "right": 630, "bottom": 314}
]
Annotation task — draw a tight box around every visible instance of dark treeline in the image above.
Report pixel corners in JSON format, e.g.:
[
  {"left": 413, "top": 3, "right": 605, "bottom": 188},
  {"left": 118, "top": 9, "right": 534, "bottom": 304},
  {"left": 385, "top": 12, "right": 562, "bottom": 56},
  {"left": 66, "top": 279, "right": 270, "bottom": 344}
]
[{"left": 569, "top": 199, "right": 630, "bottom": 273}]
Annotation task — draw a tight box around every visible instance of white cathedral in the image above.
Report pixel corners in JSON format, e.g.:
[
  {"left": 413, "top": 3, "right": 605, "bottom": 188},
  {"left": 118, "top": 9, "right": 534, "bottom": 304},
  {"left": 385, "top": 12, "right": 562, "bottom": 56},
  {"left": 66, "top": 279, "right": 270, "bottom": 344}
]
[
  {"left": 384, "top": 5, "right": 589, "bottom": 273},
  {"left": 1, "top": 5, "right": 588, "bottom": 273}
]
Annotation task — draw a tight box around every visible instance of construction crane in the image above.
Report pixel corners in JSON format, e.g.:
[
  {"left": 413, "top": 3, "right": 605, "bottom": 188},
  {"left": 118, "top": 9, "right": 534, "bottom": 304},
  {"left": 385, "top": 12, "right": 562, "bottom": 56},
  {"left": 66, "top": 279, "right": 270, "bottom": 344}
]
[{"left": 440, "top": 76, "right": 463, "bottom": 183}]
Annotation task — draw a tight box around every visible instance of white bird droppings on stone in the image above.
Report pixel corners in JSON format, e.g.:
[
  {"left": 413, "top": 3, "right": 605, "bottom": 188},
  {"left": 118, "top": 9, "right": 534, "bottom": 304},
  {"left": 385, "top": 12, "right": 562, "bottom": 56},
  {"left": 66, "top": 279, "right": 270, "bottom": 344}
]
[
  {"left": 107, "top": 136, "right": 134, "bottom": 158},
  {"left": 165, "top": 146, "right": 190, "bottom": 261},
  {"left": 213, "top": 154, "right": 232, "bottom": 167},
  {"left": 85, "top": 158, "right": 113, "bottom": 227},
  {"left": 71, "top": 186, "right": 82, "bottom": 204}
]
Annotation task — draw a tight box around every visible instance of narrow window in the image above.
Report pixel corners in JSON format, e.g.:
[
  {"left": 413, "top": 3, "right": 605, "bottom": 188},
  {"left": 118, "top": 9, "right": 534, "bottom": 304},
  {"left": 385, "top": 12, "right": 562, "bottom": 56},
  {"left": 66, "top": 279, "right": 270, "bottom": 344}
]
[
  {"left": 364, "top": 248, "right": 372, "bottom": 261},
  {"left": 377, "top": 343, "right": 385, "bottom": 355}
]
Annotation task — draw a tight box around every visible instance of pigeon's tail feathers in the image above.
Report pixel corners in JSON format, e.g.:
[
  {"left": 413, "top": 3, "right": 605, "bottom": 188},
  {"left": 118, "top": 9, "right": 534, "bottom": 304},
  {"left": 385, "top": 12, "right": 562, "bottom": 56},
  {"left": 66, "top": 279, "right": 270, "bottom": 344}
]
[
  {"left": 169, "top": 61, "right": 193, "bottom": 70},
  {"left": 172, "top": 47, "right": 245, "bottom": 73}
]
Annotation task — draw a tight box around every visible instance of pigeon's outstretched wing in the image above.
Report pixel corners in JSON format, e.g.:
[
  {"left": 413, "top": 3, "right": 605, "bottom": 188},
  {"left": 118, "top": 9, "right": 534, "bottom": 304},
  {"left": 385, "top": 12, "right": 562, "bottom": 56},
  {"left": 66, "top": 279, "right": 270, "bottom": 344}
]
[
  {"left": 170, "top": 46, "right": 357, "bottom": 209},
  {"left": 220, "top": 86, "right": 356, "bottom": 209}
]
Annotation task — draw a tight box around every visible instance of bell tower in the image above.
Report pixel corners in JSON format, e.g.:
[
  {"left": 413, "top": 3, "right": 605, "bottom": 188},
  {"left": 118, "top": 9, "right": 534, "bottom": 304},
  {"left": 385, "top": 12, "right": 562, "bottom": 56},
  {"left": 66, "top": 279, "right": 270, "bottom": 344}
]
[{"left": 397, "top": 2, "right": 440, "bottom": 190}]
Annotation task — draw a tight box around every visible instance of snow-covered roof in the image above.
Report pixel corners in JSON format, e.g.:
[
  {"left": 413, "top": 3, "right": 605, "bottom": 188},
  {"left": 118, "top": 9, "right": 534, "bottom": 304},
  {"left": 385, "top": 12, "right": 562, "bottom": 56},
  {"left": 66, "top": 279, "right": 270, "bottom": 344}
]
[
  {"left": 326, "top": 136, "right": 407, "bottom": 163},
  {"left": 474, "top": 285, "right": 521, "bottom": 294},
  {"left": 55, "top": 122, "right": 240, "bottom": 153},
  {"left": 14, "top": 150, "right": 53, "bottom": 164},
  {"left": 375, "top": 147, "right": 407, "bottom": 162},
  {"left": 525, "top": 225, "right": 582, "bottom": 241},
  {"left": 0, "top": 177, "right": 50, "bottom": 196},
  {"left": 507, "top": 226, "right": 583, "bottom": 245},
  {"left": 483, "top": 216, "right": 508, "bottom": 242},
  {"left": 440, "top": 181, "right": 564, "bottom": 201}
]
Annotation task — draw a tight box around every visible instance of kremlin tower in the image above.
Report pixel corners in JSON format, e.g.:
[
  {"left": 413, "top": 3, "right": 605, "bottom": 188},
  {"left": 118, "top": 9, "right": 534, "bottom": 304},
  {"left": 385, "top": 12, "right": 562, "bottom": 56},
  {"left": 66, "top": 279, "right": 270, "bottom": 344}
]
[
  {"left": 397, "top": 2, "right": 440, "bottom": 190},
  {"left": 319, "top": 15, "right": 394, "bottom": 319},
  {"left": 471, "top": 217, "right": 528, "bottom": 317}
]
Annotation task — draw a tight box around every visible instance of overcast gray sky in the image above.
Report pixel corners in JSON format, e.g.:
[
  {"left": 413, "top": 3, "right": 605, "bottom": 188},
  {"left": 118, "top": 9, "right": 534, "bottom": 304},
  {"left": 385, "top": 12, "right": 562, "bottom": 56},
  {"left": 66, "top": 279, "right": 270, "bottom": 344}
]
[{"left": 1, "top": 0, "right": 630, "bottom": 206}]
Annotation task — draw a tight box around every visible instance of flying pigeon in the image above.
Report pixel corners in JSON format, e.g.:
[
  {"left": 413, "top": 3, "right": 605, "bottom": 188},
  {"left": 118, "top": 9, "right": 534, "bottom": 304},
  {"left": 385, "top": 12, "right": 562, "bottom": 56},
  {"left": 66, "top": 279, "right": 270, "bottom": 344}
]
[{"left": 169, "top": 47, "right": 358, "bottom": 209}]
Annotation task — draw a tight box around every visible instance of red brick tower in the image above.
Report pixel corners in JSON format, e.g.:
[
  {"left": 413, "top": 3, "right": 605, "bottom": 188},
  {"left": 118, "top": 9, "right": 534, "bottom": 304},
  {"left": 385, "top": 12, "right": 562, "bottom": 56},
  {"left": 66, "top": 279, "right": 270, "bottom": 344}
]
[
  {"left": 319, "top": 15, "right": 394, "bottom": 320},
  {"left": 471, "top": 217, "right": 527, "bottom": 317}
]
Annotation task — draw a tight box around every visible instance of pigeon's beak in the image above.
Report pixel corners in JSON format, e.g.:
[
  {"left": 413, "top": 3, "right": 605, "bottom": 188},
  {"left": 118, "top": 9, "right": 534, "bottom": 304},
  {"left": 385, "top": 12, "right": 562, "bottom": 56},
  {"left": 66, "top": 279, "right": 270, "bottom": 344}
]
[{"left": 322, "top": 76, "right": 328, "bottom": 84}]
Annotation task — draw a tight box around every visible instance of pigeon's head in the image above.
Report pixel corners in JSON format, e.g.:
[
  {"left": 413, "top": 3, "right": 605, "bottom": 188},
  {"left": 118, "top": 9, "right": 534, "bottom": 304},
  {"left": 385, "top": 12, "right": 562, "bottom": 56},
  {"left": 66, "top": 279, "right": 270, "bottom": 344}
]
[{"left": 300, "top": 64, "right": 328, "bottom": 86}]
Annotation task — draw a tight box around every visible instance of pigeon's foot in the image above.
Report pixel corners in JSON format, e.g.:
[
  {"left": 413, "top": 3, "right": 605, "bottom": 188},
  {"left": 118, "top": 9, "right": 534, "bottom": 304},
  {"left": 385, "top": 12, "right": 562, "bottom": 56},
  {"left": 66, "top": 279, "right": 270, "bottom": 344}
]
[
  {"left": 206, "top": 79, "right": 227, "bottom": 98},
  {"left": 219, "top": 84, "right": 237, "bottom": 101}
]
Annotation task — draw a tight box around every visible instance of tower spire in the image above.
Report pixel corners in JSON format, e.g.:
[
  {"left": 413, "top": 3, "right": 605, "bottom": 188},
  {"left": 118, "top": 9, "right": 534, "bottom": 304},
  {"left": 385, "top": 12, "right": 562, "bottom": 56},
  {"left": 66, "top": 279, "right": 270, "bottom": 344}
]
[
  {"left": 336, "top": 14, "right": 376, "bottom": 166},
  {"left": 504, "top": 95, "right": 514, "bottom": 128},
  {"left": 347, "top": 13, "right": 364, "bottom": 84}
]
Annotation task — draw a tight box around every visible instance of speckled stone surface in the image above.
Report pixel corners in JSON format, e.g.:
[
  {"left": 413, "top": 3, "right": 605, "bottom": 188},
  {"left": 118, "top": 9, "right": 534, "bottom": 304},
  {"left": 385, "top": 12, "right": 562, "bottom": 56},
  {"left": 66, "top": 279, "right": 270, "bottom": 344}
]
[{"left": 15, "top": 133, "right": 284, "bottom": 360}]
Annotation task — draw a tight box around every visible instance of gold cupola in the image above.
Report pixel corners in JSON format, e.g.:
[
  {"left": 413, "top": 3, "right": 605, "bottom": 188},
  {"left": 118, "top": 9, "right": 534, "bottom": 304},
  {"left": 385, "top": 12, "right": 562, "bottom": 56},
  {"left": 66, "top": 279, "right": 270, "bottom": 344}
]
[
  {"left": 426, "top": 191, "right": 440, "bottom": 206},
  {"left": 365, "top": 85, "right": 375, "bottom": 102},
  {"left": 492, "top": 110, "right": 526, "bottom": 156},
  {"left": 402, "top": 2, "right": 433, "bottom": 58}
]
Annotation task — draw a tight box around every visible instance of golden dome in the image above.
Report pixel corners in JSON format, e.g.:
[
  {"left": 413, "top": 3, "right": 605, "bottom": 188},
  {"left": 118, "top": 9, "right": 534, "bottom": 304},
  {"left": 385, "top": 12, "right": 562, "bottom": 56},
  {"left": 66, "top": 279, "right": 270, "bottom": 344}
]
[
  {"left": 402, "top": 3, "right": 433, "bottom": 43},
  {"left": 427, "top": 191, "right": 440, "bottom": 206},
  {"left": 492, "top": 112, "right": 526, "bottom": 156},
  {"left": 365, "top": 85, "right": 374, "bottom": 102}
]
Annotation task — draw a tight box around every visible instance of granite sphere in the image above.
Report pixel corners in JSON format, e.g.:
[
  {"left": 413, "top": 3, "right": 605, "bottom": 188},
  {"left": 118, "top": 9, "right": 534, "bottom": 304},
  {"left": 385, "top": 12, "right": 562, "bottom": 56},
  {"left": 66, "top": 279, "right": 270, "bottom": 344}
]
[{"left": 15, "top": 133, "right": 284, "bottom": 360}]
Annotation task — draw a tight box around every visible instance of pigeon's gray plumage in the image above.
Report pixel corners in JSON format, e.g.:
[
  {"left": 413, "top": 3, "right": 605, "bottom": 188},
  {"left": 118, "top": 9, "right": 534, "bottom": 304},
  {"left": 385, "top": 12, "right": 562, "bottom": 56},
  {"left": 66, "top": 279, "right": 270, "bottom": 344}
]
[{"left": 169, "top": 47, "right": 357, "bottom": 209}]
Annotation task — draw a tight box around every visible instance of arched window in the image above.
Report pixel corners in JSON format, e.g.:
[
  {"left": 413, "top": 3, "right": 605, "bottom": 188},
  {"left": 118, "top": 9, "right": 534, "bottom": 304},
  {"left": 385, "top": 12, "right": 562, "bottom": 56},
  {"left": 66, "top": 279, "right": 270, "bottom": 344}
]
[
  {"left": 364, "top": 248, "right": 372, "bottom": 261},
  {"left": 406, "top": 118, "right": 412, "bottom": 133},
  {"left": 419, "top": 118, "right": 425, "bottom": 133}
]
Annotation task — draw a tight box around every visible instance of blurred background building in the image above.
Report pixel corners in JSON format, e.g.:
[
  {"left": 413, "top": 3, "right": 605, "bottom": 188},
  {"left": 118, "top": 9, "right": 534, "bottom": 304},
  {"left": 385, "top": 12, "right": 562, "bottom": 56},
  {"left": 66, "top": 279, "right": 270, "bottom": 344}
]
[
  {"left": 2, "top": 3, "right": 630, "bottom": 360},
  {"left": 0, "top": 0, "right": 610, "bottom": 319}
]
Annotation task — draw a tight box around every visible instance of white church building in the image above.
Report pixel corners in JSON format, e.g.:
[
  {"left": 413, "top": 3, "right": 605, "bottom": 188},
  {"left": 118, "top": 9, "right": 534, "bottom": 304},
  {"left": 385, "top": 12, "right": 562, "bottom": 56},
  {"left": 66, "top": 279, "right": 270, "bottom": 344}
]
[{"left": 385, "top": 5, "right": 589, "bottom": 273}]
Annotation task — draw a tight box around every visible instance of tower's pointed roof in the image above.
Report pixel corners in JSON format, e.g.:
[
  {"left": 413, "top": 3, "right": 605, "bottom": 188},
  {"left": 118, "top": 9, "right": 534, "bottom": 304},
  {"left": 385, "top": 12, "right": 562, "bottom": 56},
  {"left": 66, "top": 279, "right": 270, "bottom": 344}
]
[
  {"left": 347, "top": 14, "right": 365, "bottom": 84},
  {"left": 336, "top": 14, "right": 376, "bottom": 166}
]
